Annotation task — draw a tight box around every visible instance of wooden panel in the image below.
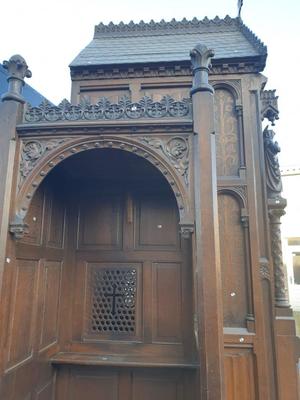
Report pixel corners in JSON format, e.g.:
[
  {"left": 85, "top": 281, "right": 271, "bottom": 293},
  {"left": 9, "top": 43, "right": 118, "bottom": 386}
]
[
  {"left": 39, "top": 261, "right": 62, "bottom": 351},
  {"left": 45, "top": 190, "right": 65, "bottom": 248},
  {"left": 68, "top": 367, "right": 119, "bottom": 400},
  {"left": 21, "top": 186, "right": 45, "bottom": 245},
  {"left": 132, "top": 369, "right": 183, "bottom": 400},
  {"left": 79, "top": 87, "right": 130, "bottom": 104},
  {"left": 218, "top": 194, "right": 248, "bottom": 327},
  {"left": 140, "top": 86, "right": 190, "bottom": 101},
  {"left": 215, "top": 88, "right": 240, "bottom": 176},
  {"left": 152, "top": 263, "right": 182, "bottom": 343},
  {"left": 224, "top": 348, "right": 257, "bottom": 400},
  {"left": 135, "top": 194, "right": 179, "bottom": 250},
  {"left": 78, "top": 193, "right": 123, "bottom": 249},
  {"left": 6, "top": 259, "right": 38, "bottom": 369},
  {"left": 35, "top": 380, "right": 54, "bottom": 400}
]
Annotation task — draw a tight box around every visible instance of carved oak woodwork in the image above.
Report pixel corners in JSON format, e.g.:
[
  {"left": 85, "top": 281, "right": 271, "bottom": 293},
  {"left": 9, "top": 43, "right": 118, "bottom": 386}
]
[{"left": 0, "top": 27, "right": 298, "bottom": 399}]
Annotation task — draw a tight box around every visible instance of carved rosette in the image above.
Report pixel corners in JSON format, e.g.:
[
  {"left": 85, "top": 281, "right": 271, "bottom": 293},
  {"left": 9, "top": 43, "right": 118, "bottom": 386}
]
[
  {"left": 139, "top": 136, "right": 189, "bottom": 185},
  {"left": 19, "top": 138, "right": 71, "bottom": 187}
]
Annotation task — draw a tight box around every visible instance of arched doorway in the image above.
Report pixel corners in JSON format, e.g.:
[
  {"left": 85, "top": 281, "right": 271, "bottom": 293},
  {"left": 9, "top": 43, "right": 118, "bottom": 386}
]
[{"left": 14, "top": 148, "right": 197, "bottom": 399}]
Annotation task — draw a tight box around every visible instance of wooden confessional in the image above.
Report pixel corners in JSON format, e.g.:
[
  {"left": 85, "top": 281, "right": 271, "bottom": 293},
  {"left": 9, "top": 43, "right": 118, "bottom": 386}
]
[{"left": 0, "top": 36, "right": 299, "bottom": 400}]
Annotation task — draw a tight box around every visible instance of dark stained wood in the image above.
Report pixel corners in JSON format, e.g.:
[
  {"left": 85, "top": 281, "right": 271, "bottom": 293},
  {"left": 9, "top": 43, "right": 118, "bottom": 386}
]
[
  {"left": 218, "top": 193, "right": 248, "bottom": 327},
  {"left": 0, "top": 35, "right": 299, "bottom": 400}
]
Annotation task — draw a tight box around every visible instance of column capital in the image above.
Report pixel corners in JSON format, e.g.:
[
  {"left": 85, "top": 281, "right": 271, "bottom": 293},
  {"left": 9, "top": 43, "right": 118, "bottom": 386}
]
[{"left": 190, "top": 44, "right": 214, "bottom": 94}]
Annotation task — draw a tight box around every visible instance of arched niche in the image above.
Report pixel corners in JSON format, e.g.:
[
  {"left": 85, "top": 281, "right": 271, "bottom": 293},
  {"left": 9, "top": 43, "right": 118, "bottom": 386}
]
[
  {"left": 214, "top": 86, "right": 242, "bottom": 177},
  {"left": 11, "top": 136, "right": 193, "bottom": 239},
  {"left": 217, "top": 191, "right": 250, "bottom": 327},
  {"left": 7, "top": 146, "right": 196, "bottom": 397}
]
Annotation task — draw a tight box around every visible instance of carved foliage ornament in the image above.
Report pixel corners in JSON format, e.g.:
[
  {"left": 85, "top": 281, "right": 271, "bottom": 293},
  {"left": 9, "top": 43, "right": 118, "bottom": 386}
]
[
  {"left": 2, "top": 54, "right": 32, "bottom": 80},
  {"left": 140, "top": 136, "right": 189, "bottom": 185},
  {"left": 19, "top": 138, "right": 70, "bottom": 186},
  {"left": 24, "top": 96, "right": 192, "bottom": 123},
  {"left": 268, "top": 206, "right": 289, "bottom": 307}
]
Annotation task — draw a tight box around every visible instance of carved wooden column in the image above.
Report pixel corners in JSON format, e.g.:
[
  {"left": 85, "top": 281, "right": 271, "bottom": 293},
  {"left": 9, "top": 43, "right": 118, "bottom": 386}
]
[
  {"left": 190, "top": 44, "right": 225, "bottom": 400},
  {"left": 263, "top": 126, "right": 289, "bottom": 307},
  {"left": 0, "top": 55, "right": 30, "bottom": 287}
]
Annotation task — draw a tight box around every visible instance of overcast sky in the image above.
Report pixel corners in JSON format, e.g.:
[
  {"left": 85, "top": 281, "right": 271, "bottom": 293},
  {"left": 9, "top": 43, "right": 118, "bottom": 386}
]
[{"left": 1, "top": 0, "right": 299, "bottom": 166}]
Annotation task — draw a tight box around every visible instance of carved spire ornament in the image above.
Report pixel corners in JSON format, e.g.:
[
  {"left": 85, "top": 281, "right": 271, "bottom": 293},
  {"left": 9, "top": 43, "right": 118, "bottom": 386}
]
[
  {"left": 263, "top": 126, "right": 289, "bottom": 307},
  {"left": 190, "top": 44, "right": 214, "bottom": 94},
  {"left": 261, "top": 89, "right": 279, "bottom": 126},
  {"left": 1, "top": 55, "right": 32, "bottom": 103}
]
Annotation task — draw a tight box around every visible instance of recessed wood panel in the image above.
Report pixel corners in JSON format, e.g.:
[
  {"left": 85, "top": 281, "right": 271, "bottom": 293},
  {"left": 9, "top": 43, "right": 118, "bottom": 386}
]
[
  {"left": 79, "top": 88, "right": 130, "bottom": 104},
  {"left": 68, "top": 368, "right": 119, "bottom": 400},
  {"left": 22, "top": 186, "right": 45, "bottom": 245},
  {"left": 39, "top": 261, "right": 62, "bottom": 351},
  {"left": 152, "top": 263, "right": 182, "bottom": 343},
  {"left": 224, "top": 348, "right": 257, "bottom": 400},
  {"left": 45, "top": 191, "right": 65, "bottom": 248},
  {"left": 140, "top": 86, "right": 190, "bottom": 101},
  {"left": 215, "top": 89, "right": 240, "bottom": 176},
  {"left": 6, "top": 259, "right": 38, "bottom": 369},
  {"left": 218, "top": 194, "right": 248, "bottom": 327},
  {"left": 78, "top": 193, "right": 123, "bottom": 249},
  {"left": 132, "top": 369, "right": 183, "bottom": 400},
  {"left": 135, "top": 194, "right": 179, "bottom": 249}
]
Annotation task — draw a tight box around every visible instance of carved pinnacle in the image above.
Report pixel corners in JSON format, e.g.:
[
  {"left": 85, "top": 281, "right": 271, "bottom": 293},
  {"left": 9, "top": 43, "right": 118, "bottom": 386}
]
[
  {"left": 1, "top": 54, "right": 32, "bottom": 103},
  {"left": 190, "top": 44, "right": 215, "bottom": 94}
]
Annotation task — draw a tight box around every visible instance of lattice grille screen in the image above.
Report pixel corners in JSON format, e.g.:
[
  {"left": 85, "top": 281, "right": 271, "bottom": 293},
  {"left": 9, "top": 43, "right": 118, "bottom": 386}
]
[{"left": 89, "top": 266, "right": 137, "bottom": 335}]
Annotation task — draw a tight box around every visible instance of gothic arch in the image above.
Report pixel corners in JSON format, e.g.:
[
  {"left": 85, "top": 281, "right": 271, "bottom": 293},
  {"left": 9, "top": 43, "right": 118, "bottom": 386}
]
[
  {"left": 217, "top": 187, "right": 247, "bottom": 209},
  {"left": 12, "top": 135, "right": 193, "bottom": 238},
  {"left": 212, "top": 81, "right": 242, "bottom": 105}
]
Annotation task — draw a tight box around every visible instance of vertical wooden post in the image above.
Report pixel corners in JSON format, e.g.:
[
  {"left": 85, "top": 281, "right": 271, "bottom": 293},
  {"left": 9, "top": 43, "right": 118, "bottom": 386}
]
[
  {"left": 0, "top": 55, "right": 30, "bottom": 301},
  {"left": 190, "top": 44, "right": 225, "bottom": 400}
]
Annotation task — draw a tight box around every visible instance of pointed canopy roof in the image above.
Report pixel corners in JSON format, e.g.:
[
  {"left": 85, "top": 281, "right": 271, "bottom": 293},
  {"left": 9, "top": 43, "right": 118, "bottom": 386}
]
[{"left": 70, "top": 16, "right": 267, "bottom": 72}]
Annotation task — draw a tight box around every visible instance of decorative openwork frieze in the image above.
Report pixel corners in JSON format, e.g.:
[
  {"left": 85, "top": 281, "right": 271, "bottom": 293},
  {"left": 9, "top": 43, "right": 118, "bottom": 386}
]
[
  {"left": 261, "top": 90, "right": 279, "bottom": 126},
  {"left": 19, "top": 138, "right": 71, "bottom": 186},
  {"left": 24, "top": 96, "right": 192, "bottom": 123},
  {"left": 140, "top": 136, "right": 189, "bottom": 185}
]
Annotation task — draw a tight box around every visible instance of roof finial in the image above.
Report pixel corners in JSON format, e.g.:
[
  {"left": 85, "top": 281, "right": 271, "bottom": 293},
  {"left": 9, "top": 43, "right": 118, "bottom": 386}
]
[
  {"left": 238, "top": 0, "right": 244, "bottom": 19},
  {"left": 1, "top": 55, "right": 32, "bottom": 103}
]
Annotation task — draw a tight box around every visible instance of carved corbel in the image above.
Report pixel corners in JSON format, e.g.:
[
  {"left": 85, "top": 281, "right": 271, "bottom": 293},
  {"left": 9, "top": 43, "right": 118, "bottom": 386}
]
[
  {"left": 179, "top": 222, "right": 194, "bottom": 239},
  {"left": 1, "top": 54, "right": 32, "bottom": 103},
  {"left": 261, "top": 89, "right": 279, "bottom": 126},
  {"left": 190, "top": 44, "right": 214, "bottom": 94},
  {"left": 9, "top": 215, "right": 29, "bottom": 240}
]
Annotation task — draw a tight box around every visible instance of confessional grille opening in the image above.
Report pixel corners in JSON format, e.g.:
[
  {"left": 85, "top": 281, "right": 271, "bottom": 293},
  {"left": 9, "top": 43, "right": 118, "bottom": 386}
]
[{"left": 89, "top": 267, "right": 137, "bottom": 335}]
